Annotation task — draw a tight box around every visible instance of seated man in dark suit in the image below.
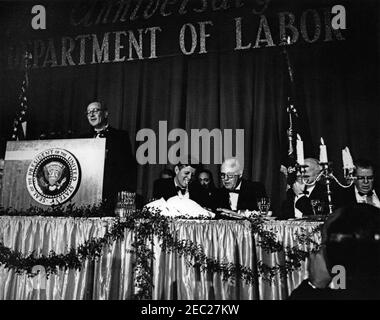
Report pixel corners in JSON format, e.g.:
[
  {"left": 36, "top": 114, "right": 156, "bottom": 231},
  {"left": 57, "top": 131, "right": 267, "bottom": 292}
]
[
  {"left": 289, "top": 203, "right": 380, "bottom": 300},
  {"left": 152, "top": 159, "right": 200, "bottom": 201},
  {"left": 335, "top": 159, "right": 380, "bottom": 209},
  {"left": 81, "top": 101, "right": 137, "bottom": 207},
  {"left": 280, "top": 158, "right": 330, "bottom": 219},
  {"left": 215, "top": 158, "right": 267, "bottom": 217}
]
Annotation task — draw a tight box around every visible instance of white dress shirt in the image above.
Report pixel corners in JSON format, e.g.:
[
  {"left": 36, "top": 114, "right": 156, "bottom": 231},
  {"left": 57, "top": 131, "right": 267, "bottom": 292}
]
[
  {"left": 94, "top": 124, "right": 109, "bottom": 138},
  {"left": 174, "top": 179, "right": 189, "bottom": 199},
  {"left": 294, "top": 184, "right": 316, "bottom": 218},
  {"left": 354, "top": 187, "right": 380, "bottom": 208}
]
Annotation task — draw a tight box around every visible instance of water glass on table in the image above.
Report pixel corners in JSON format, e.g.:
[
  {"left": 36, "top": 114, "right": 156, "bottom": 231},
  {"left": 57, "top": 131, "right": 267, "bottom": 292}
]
[
  {"left": 257, "top": 197, "right": 271, "bottom": 216},
  {"left": 115, "top": 191, "right": 136, "bottom": 218},
  {"left": 310, "top": 199, "right": 323, "bottom": 215}
]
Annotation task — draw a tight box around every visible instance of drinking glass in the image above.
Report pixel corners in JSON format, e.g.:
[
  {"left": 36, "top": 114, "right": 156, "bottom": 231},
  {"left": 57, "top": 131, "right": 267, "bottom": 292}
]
[
  {"left": 310, "top": 199, "right": 323, "bottom": 215},
  {"left": 257, "top": 197, "right": 271, "bottom": 216},
  {"left": 115, "top": 191, "right": 136, "bottom": 218}
]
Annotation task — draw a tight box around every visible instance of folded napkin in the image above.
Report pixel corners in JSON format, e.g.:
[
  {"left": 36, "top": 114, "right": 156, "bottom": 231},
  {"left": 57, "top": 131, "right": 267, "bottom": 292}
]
[{"left": 145, "top": 196, "right": 215, "bottom": 219}]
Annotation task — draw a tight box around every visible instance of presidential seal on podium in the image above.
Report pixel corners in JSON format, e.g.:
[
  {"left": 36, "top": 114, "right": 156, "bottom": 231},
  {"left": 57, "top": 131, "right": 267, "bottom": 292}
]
[{"left": 26, "top": 148, "right": 80, "bottom": 205}]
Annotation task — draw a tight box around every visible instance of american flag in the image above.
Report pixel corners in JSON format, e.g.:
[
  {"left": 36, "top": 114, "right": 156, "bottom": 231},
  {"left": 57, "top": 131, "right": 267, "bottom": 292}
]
[
  {"left": 279, "top": 37, "right": 313, "bottom": 189},
  {"left": 11, "top": 52, "right": 32, "bottom": 141}
]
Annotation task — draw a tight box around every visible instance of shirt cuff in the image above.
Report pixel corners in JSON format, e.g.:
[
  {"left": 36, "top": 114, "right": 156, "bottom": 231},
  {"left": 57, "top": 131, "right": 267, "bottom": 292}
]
[{"left": 307, "top": 279, "right": 319, "bottom": 289}]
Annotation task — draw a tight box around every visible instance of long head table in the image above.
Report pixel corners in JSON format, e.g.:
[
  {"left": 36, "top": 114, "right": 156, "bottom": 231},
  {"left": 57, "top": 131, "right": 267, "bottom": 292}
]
[{"left": 0, "top": 216, "right": 322, "bottom": 300}]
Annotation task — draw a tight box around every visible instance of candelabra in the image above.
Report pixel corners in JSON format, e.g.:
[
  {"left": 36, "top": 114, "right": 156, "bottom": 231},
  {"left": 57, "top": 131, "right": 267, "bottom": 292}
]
[{"left": 297, "top": 162, "right": 355, "bottom": 215}]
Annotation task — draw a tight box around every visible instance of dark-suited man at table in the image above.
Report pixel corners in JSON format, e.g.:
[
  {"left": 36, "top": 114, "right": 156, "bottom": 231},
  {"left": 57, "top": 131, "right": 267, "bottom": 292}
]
[
  {"left": 336, "top": 159, "right": 380, "bottom": 209},
  {"left": 81, "top": 101, "right": 137, "bottom": 207},
  {"left": 280, "top": 158, "right": 330, "bottom": 219},
  {"left": 215, "top": 158, "right": 267, "bottom": 217},
  {"left": 152, "top": 159, "right": 200, "bottom": 201}
]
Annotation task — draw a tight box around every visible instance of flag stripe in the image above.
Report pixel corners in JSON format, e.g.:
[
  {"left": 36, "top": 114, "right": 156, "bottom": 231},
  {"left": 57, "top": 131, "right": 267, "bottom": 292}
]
[{"left": 11, "top": 57, "right": 30, "bottom": 141}]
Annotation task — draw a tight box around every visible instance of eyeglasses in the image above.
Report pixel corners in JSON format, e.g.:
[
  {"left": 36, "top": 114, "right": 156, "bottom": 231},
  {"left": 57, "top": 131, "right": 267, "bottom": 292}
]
[
  {"left": 86, "top": 109, "right": 102, "bottom": 116},
  {"left": 220, "top": 173, "right": 239, "bottom": 180},
  {"left": 356, "top": 176, "right": 374, "bottom": 181}
]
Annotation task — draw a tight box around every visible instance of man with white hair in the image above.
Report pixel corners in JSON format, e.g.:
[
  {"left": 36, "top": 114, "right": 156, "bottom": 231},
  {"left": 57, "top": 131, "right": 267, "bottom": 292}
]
[
  {"left": 281, "top": 158, "right": 330, "bottom": 219},
  {"left": 215, "top": 157, "right": 267, "bottom": 217}
]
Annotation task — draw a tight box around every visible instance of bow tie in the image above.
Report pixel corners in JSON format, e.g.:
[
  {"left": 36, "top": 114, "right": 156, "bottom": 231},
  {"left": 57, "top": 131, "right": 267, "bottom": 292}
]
[
  {"left": 176, "top": 186, "right": 187, "bottom": 195},
  {"left": 359, "top": 190, "right": 373, "bottom": 197},
  {"left": 94, "top": 129, "right": 108, "bottom": 138},
  {"left": 229, "top": 190, "right": 240, "bottom": 194}
]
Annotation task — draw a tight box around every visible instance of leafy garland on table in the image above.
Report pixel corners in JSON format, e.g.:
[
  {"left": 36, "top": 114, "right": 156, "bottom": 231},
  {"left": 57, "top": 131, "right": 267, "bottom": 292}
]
[
  {"left": 0, "top": 205, "right": 325, "bottom": 299},
  {"left": 0, "top": 202, "right": 114, "bottom": 218},
  {"left": 251, "top": 218, "right": 323, "bottom": 281}
]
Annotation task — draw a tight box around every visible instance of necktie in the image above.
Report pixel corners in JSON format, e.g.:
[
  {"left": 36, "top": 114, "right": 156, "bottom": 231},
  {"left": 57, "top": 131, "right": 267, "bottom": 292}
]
[{"left": 229, "top": 190, "right": 240, "bottom": 194}]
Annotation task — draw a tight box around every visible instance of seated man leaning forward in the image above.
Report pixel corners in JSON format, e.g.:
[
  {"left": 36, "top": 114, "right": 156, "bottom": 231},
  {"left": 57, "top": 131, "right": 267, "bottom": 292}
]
[
  {"left": 215, "top": 158, "right": 267, "bottom": 217},
  {"left": 281, "top": 158, "right": 331, "bottom": 219},
  {"left": 152, "top": 159, "right": 200, "bottom": 201}
]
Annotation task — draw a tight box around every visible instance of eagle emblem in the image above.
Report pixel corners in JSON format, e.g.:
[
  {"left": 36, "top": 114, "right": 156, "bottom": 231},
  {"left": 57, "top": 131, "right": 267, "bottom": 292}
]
[
  {"left": 37, "top": 161, "right": 67, "bottom": 191},
  {"left": 26, "top": 148, "right": 81, "bottom": 206}
]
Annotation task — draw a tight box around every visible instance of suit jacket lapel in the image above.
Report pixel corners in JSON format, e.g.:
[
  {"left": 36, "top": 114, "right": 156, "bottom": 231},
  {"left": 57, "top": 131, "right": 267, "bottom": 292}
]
[
  {"left": 236, "top": 179, "right": 245, "bottom": 210},
  {"left": 220, "top": 187, "right": 230, "bottom": 208},
  {"left": 169, "top": 179, "right": 177, "bottom": 198}
]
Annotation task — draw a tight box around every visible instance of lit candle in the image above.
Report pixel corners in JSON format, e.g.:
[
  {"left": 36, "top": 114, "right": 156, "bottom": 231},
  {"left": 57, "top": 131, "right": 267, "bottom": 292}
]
[
  {"left": 342, "top": 148, "right": 348, "bottom": 169},
  {"left": 296, "top": 134, "right": 304, "bottom": 165},
  {"left": 319, "top": 137, "right": 328, "bottom": 163},
  {"left": 346, "top": 147, "right": 354, "bottom": 169},
  {"left": 287, "top": 36, "right": 291, "bottom": 45}
]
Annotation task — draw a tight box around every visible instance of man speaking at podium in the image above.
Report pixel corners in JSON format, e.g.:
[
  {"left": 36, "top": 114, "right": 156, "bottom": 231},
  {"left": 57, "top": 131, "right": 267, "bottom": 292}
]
[{"left": 81, "top": 101, "right": 137, "bottom": 207}]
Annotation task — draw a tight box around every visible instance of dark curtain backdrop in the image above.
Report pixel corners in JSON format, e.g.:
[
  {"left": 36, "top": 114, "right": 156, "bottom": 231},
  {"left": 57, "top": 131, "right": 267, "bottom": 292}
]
[{"left": 1, "top": 0, "right": 379, "bottom": 213}]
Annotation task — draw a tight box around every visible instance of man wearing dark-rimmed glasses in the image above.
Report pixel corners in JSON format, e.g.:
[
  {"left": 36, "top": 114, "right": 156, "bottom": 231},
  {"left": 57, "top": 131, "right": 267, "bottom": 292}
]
[
  {"left": 215, "top": 157, "right": 267, "bottom": 217},
  {"left": 336, "top": 159, "right": 380, "bottom": 208},
  {"left": 80, "top": 101, "right": 137, "bottom": 207}
]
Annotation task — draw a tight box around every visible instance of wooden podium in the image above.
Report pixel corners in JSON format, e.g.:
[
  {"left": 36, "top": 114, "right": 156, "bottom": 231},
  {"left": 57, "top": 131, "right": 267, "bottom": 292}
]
[{"left": 1, "top": 139, "right": 106, "bottom": 210}]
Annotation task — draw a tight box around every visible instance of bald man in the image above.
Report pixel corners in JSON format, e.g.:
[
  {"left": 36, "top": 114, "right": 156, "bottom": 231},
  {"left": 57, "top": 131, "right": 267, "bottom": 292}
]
[
  {"left": 281, "top": 158, "right": 330, "bottom": 219},
  {"left": 215, "top": 158, "right": 267, "bottom": 217}
]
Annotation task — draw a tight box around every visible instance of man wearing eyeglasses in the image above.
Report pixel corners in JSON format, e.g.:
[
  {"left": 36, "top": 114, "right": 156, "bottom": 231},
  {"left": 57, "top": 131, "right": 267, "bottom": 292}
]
[
  {"left": 215, "top": 158, "right": 267, "bottom": 217},
  {"left": 336, "top": 159, "right": 380, "bottom": 208},
  {"left": 81, "top": 101, "right": 137, "bottom": 206}
]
